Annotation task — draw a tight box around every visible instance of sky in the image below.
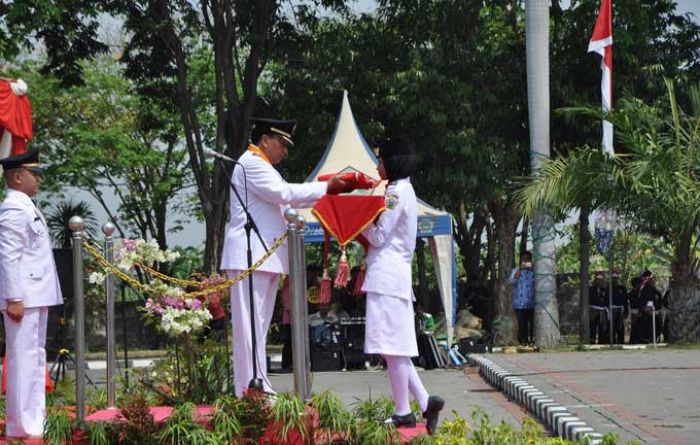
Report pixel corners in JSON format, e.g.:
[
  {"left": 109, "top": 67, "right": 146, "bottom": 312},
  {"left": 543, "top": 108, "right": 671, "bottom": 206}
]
[{"left": 55, "top": 0, "right": 700, "bottom": 249}]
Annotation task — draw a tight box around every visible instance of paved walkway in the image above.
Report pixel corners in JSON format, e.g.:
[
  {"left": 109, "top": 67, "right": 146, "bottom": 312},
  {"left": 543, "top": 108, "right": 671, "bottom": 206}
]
[
  {"left": 475, "top": 349, "right": 700, "bottom": 445},
  {"left": 270, "top": 367, "right": 530, "bottom": 427}
]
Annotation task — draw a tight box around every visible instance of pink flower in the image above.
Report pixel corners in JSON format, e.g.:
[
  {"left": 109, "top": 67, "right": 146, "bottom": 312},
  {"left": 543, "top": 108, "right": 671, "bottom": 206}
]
[{"left": 123, "top": 239, "right": 138, "bottom": 252}]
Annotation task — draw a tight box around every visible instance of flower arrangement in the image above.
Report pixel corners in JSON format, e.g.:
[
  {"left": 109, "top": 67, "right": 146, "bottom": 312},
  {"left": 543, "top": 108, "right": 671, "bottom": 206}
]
[
  {"left": 115, "top": 238, "right": 181, "bottom": 271},
  {"left": 88, "top": 238, "right": 219, "bottom": 337},
  {"left": 145, "top": 290, "right": 213, "bottom": 336}
]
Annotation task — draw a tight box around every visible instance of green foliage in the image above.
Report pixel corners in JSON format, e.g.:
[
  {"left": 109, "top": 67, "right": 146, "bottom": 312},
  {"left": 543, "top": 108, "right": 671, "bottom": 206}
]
[
  {"left": 352, "top": 395, "right": 395, "bottom": 422},
  {"left": 143, "top": 337, "right": 231, "bottom": 405},
  {"left": 86, "top": 388, "right": 109, "bottom": 412},
  {"left": 43, "top": 407, "right": 74, "bottom": 445},
  {"left": 271, "top": 392, "right": 311, "bottom": 443},
  {"left": 23, "top": 57, "right": 192, "bottom": 250},
  {"left": 554, "top": 222, "right": 673, "bottom": 283},
  {"left": 47, "top": 378, "right": 77, "bottom": 408},
  {"left": 158, "top": 402, "right": 210, "bottom": 445},
  {"left": 311, "top": 390, "right": 351, "bottom": 432},
  {"left": 236, "top": 390, "right": 273, "bottom": 441},
  {"left": 210, "top": 396, "right": 243, "bottom": 442},
  {"left": 85, "top": 421, "right": 113, "bottom": 445},
  {"left": 45, "top": 200, "right": 98, "bottom": 248}
]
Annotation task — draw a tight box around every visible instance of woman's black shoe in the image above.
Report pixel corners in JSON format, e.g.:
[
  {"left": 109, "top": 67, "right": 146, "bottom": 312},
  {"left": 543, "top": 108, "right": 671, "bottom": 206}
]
[
  {"left": 423, "top": 395, "right": 445, "bottom": 435},
  {"left": 384, "top": 412, "right": 417, "bottom": 428}
]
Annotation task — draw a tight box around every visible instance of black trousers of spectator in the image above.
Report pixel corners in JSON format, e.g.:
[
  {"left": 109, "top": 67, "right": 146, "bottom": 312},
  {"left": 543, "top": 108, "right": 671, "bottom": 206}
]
[
  {"left": 589, "top": 308, "right": 607, "bottom": 344},
  {"left": 281, "top": 323, "right": 292, "bottom": 370},
  {"left": 515, "top": 308, "right": 534, "bottom": 345},
  {"left": 611, "top": 308, "right": 625, "bottom": 344}
]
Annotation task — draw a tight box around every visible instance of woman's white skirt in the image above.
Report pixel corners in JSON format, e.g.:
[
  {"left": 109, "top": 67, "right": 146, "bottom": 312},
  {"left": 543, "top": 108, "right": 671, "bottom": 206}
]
[{"left": 364, "top": 292, "right": 418, "bottom": 357}]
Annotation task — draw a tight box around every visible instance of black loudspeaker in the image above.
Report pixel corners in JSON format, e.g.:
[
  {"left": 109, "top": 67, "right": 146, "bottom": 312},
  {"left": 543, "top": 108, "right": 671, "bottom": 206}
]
[
  {"left": 457, "top": 336, "right": 488, "bottom": 355},
  {"left": 52, "top": 248, "right": 74, "bottom": 307},
  {"left": 47, "top": 249, "right": 73, "bottom": 354}
]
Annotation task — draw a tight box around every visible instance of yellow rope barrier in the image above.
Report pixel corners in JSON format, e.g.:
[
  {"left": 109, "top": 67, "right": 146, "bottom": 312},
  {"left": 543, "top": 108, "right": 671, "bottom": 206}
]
[{"left": 83, "top": 234, "right": 288, "bottom": 298}]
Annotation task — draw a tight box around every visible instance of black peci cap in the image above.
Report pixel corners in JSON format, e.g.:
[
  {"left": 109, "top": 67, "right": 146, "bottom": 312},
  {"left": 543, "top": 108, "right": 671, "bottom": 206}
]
[
  {"left": 251, "top": 118, "right": 297, "bottom": 147},
  {"left": 0, "top": 149, "right": 42, "bottom": 174}
]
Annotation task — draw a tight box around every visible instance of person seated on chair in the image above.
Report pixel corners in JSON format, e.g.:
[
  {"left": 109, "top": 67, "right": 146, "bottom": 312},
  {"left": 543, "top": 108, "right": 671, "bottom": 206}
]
[
  {"left": 309, "top": 303, "right": 339, "bottom": 348},
  {"left": 415, "top": 303, "right": 435, "bottom": 335}
]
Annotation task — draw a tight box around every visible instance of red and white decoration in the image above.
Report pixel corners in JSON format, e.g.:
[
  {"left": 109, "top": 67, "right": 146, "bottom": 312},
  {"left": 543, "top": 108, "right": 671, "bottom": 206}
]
[
  {"left": 0, "top": 78, "right": 32, "bottom": 160},
  {"left": 588, "top": 0, "right": 614, "bottom": 155}
]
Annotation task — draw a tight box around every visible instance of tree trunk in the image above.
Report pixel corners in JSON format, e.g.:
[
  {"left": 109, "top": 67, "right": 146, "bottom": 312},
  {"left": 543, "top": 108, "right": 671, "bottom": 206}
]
[
  {"left": 667, "top": 231, "right": 700, "bottom": 342},
  {"left": 455, "top": 203, "right": 486, "bottom": 283},
  {"left": 415, "top": 238, "right": 430, "bottom": 308},
  {"left": 667, "top": 277, "right": 700, "bottom": 343},
  {"left": 525, "top": 0, "right": 560, "bottom": 347},
  {"left": 489, "top": 197, "right": 520, "bottom": 346},
  {"left": 579, "top": 204, "right": 591, "bottom": 344}
]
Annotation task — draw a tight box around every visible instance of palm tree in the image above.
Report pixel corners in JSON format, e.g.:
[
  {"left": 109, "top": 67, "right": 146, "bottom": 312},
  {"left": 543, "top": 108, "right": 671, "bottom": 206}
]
[
  {"left": 516, "top": 147, "right": 616, "bottom": 343},
  {"left": 519, "top": 78, "right": 700, "bottom": 343},
  {"left": 525, "top": 0, "right": 560, "bottom": 347},
  {"left": 46, "top": 200, "right": 99, "bottom": 248}
]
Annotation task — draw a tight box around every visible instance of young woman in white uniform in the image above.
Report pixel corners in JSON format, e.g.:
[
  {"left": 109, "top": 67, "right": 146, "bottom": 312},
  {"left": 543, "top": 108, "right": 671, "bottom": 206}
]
[{"left": 361, "top": 138, "right": 444, "bottom": 434}]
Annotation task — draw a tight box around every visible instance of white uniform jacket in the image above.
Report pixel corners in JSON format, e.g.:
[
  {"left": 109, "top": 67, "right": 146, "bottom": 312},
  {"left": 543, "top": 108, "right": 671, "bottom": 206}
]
[
  {"left": 361, "top": 178, "right": 416, "bottom": 300},
  {"left": 0, "top": 189, "right": 63, "bottom": 310},
  {"left": 220, "top": 146, "right": 327, "bottom": 274}
]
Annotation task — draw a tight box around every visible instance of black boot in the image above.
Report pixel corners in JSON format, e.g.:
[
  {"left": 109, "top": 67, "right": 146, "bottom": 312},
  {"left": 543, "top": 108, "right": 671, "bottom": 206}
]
[
  {"left": 423, "top": 395, "right": 445, "bottom": 435},
  {"left": 384, "top": 412, "right": 417, "bottom": 428}
]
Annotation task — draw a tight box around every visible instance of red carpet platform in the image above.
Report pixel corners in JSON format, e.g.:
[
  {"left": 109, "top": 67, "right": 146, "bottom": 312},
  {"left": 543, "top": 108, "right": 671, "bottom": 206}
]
[{"left": 1, "top": 406, "right": 428, "bottom": 444}]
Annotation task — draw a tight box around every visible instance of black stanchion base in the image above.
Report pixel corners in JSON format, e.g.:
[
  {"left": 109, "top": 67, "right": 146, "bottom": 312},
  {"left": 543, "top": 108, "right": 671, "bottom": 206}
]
[{"left": 248, "top": 378, "right": 264, "bottom": 391}]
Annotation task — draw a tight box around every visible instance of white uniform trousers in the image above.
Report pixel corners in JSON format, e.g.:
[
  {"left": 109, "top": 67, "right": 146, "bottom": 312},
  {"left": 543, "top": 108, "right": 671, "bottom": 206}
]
[
  {"left": 3, "top": 307, "right": 48, "bottom": 437},
  {"left": 226, "top": 270, "right": 279, "bottom": 398}
]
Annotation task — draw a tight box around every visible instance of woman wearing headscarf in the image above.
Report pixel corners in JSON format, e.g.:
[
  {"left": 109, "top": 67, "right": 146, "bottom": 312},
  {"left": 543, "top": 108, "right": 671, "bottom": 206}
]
[{"left": 361, "top": 137, "right": 444, "bottom": 434}]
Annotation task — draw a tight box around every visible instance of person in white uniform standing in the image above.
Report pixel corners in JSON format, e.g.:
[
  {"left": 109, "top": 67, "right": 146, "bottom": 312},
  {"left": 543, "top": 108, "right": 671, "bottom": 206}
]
[
  {"left": 361, "top": 137, "right": 444, "bottom": 434},
  {"left": 220, "top": 118, "right": 352, "bottom": 398},
  {"left": 0, "top": 150, "right": 63, "bottom": 440}
]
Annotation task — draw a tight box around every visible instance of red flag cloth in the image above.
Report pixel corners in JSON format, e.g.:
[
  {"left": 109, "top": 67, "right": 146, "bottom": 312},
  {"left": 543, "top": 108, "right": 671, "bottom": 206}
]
[
  {"left": 317, "top": 172, "right": 379, "bottom": 190},
  {"left": 0, "top": 80, "right": 33, "bottom": 147},
  {"left": 312, "top": 195, "right": 385, "bottom": 247},
  {"left": 588, "top": 0, "right": 614, "bottom": 154}
]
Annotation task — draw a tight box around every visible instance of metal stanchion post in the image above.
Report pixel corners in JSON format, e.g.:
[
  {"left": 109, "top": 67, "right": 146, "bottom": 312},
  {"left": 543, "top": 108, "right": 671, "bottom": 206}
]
[
  {"left": 296, "top": 214, "right": 311, "bottom": 398},
  {"left": 69, "top": 216, "right": 86, "bottom": 422},
  {"left": 102, "top": 222, "right": 117, "bottom": 408},
  {"left": 652, "top": 307, "right": 657, "bottom": 348},
  {"left": 609, "top": 250, "right": 614, "bottom": 346},
  {"left": 284, "top": 209, "right": 311, "bottom": 400}
]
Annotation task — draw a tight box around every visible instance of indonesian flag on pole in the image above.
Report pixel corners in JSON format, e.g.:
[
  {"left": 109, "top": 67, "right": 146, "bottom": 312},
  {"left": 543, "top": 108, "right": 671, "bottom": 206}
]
[{"left": 588, "top": 0, "right": 614, "bottom": 155}]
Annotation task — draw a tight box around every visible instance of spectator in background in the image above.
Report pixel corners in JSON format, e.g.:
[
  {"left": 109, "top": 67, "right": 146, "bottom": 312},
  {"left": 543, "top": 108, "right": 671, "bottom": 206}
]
[
  {"left": 636, "top": 270, "right": 663, "bottom": 343},
  {"left": 509, "top": 251, "right": 535, "bottom": 345},
  {"left": 280, "top": 279, "right": 292, "bottom": 371},
  {"left": 610, "top": 271, "right": 629, "bottom": 344},
  {"left": 415, "top": 303, "right": 435, "bottom": 335},
  {"left": 309, "top": 303, "right": 339, "bottom": 347},
  {"left": 589, "top": 271, "right": 609, "bottom": 344}
]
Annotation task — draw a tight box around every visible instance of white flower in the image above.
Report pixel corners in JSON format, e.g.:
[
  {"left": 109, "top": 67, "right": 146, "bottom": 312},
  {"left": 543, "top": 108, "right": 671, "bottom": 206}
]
[{"left": 88, "top": 272, "right": 106, "bottom": 285}]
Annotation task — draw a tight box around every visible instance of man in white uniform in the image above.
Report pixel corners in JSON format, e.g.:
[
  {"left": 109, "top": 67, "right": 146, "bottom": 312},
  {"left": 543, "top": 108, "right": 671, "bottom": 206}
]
[
  {"left": 361, "top": 137, "right": 444, "bottom": 434},
  {"left": 220, "top": 118, "right": 351, "bottom": 397},
  {"left": 0, "top": 150, "right": 63, "bottom": 439}
]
